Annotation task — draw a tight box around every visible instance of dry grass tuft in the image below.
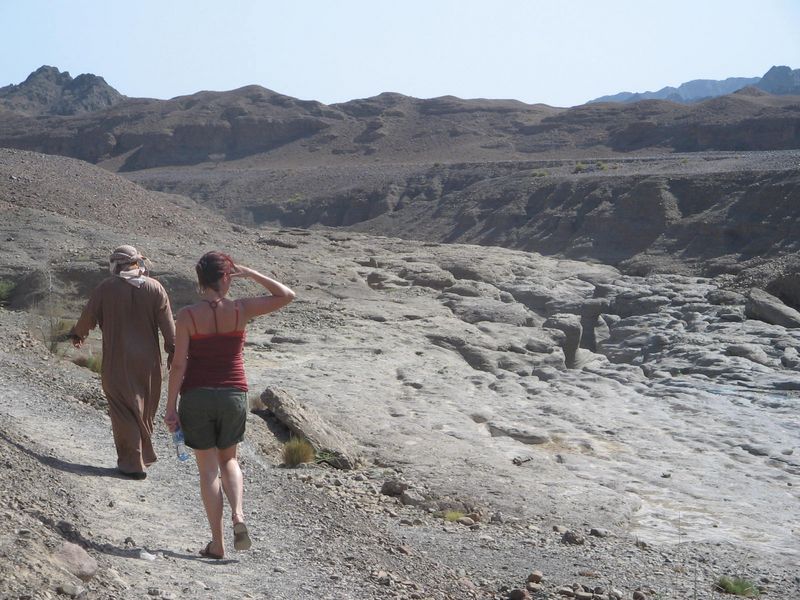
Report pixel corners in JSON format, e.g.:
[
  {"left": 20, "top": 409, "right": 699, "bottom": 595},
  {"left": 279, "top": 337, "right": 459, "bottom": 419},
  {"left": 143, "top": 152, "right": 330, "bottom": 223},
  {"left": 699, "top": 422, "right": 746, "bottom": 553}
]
[
  {"left": 282, "top": 437, "right": 315, "bottom": 467},
  {"left": 73, "top": 353, "right": 102, "bottom": 373}
]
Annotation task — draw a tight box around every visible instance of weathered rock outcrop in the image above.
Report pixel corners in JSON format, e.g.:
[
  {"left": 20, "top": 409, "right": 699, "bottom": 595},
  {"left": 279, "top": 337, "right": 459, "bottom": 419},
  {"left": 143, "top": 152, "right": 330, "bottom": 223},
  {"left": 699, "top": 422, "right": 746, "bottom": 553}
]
[
  {"left": 259, "top": 387, "right": 360, "bottom": 470},
  {"left": 745, "top": 288, "right": 800, "bottom": 328}
]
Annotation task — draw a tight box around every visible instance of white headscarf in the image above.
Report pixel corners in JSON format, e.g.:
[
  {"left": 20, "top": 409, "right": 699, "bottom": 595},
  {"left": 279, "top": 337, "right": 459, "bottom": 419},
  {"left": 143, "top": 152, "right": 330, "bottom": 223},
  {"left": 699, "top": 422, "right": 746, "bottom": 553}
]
[{"left": 109, "top": 245, "right": 148, "bottom": 288}]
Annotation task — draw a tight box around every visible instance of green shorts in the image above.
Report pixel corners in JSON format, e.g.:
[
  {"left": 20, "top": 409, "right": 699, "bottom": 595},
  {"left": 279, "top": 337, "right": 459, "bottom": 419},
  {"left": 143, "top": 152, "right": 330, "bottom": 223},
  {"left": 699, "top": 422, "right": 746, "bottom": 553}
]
[{"left": 178, "top": 387, "right": 247, "bottom": 450}]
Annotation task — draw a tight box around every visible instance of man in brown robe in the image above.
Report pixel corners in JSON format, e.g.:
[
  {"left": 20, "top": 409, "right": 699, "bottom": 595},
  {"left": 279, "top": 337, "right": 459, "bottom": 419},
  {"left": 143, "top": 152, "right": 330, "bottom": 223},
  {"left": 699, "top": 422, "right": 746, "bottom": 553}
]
[{"left": 71, "top": 245, "right": 176, "bottom": 479}]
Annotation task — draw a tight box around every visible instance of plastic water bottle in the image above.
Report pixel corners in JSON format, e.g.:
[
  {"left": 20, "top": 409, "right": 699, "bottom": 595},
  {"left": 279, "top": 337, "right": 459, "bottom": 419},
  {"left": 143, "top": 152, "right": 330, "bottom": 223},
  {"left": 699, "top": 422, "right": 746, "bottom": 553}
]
[{"left": 172, "top": 427, "right": 189, "bottom": 461}]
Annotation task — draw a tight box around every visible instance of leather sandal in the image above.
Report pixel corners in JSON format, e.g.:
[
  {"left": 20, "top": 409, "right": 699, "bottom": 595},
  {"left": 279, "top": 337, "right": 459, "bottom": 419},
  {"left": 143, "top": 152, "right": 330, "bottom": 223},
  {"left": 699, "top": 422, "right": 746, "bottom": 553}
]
[
  {"left": 233, "top": 522, "right": 251, "bottom": 551},
  {"left": 199, "top": 542, "right": 224, "bottom": 560}
]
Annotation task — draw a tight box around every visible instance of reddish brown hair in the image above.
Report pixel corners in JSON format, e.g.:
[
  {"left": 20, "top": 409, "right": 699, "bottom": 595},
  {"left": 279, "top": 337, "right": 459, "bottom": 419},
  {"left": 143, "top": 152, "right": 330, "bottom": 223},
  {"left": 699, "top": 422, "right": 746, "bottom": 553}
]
[{"left": 196, "top": 251, "right": 235, "bottom": 292}]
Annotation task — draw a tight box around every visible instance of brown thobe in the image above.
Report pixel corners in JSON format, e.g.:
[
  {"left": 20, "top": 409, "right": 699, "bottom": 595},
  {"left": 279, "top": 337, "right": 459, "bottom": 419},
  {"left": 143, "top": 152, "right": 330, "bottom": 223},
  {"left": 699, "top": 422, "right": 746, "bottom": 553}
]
[{"left": 73, "top": 276, "right": 176, "bottom": 473}]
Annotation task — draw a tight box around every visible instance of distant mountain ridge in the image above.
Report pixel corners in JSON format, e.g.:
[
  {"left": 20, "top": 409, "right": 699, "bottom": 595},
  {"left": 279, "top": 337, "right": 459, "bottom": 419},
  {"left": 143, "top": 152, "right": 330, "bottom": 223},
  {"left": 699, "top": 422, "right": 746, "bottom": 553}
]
[
  {"left": 0, "top": 65, "right": 124, "bottom": 116},
  {"left": 0, "top": 64, "right": 799, "bottom": 172},
  {"left": 590, "top": 65, "right": 800, "bottom": 104}
]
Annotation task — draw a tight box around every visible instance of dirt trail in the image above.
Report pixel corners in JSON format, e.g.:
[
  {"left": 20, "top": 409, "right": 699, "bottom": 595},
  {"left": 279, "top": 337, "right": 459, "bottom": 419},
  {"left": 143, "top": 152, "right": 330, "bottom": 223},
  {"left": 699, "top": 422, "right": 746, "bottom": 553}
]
[{"left": 0, "top": 313, "right": 470, "bottom": 600}]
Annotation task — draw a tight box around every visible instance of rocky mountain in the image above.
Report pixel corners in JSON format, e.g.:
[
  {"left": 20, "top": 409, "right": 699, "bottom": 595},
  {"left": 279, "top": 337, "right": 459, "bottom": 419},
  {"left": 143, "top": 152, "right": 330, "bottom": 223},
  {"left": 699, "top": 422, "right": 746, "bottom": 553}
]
[
  {"left": 0, "top": 65, "right": 125, "bottom": 116},
  {"left": 590, "top": 76, "right": 760, "bottom": 104},
  {"left": 589, "top": 65, "right": 800, "bottom": 104},
  {"left": 1, "top": 66, "right": 799, "bottom": 174},
  {"left": 757, "top": 64, "right": 800, "bottom": 95}
]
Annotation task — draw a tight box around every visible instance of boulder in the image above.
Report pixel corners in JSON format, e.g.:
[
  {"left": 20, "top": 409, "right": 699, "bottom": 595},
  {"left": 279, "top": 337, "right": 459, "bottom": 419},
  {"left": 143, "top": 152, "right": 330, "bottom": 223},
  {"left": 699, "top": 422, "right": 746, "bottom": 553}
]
[
  {"left": 259, "top": 387, "right": 359, "bottom": 469},
  {"left": 745, "top": 288, "right": 800, "bottom": 328},
  {"left": 398, "top": 263, "right": 456, "bottom": 289},
  {"left": 543, "top": 314, "right": 582, "bottom": 368}
]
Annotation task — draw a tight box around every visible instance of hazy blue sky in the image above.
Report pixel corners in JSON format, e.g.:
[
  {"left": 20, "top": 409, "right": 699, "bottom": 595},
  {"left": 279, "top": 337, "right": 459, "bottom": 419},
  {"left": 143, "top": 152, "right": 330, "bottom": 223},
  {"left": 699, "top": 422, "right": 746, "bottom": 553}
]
[{"left": 2, "top": 0, "right": 799, "bottom": 107}]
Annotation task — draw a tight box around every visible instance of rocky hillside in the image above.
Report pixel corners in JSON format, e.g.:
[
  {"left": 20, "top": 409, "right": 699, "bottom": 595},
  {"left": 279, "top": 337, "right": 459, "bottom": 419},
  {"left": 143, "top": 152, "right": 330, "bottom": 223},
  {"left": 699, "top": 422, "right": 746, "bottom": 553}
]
[
  {"left": 127, "top": 151, "right": 800, "bottom": 310},
  {"left": 0, "top": 66, "right": 125, "bottom": 116}
]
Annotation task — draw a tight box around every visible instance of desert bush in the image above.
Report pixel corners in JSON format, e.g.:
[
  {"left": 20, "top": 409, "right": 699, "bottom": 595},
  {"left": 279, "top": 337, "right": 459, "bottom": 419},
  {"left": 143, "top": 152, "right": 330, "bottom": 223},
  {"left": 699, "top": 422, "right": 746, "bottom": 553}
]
[
  {"left": 596, "top": 161, "right": 608, "bottom": 171},
  {"left": 0, "top": 280, "right": 15, "bottom": 305},
  {"left": 73, "top": 353, "right": 102, "bottom": 374},
  {"left": 282, "top": 437, "right": 315, "bottom": 467},
  {"left": 31, "top": 304, "right": 74, "bottom": 354},
  {"left": 532, "top": 170, "right": 548, "bottom": 177},
  {"left": 572, "top": 162, "right": 586, "bottom": 173},
  {"left": 443, "top": 510, "right": 465, "bottom": 522},
  {"left": 714, "top": 576, "right": 759, "bottom": 597},
  {"left": 314, "top": 449, "right": 337, "bottom": 465}
]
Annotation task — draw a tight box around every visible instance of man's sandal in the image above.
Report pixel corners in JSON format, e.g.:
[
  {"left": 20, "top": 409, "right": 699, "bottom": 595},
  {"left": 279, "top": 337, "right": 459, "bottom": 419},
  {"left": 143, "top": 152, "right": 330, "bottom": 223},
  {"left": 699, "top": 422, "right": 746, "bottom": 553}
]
[{"left": 233, "top": 522, "right": 251, "bottom": 551}]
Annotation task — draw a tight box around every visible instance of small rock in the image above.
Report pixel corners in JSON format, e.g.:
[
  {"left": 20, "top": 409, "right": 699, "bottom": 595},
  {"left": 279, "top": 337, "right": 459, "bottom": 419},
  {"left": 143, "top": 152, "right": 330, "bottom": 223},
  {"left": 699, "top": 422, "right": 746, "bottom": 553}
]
[
  {"left": 56, "top": 583, "right": 85, "bottom": 598},
  {"left": 507, "top": 589, "right": 530, "bottom": 600},
  {"left": 575, "top": 592, "right": 593, "bottom": 600},
  {"left": 399, "top": 489, "right": 426, "bottom": 506},
  {"left": 139, "top": 550, "right": 157, "bottom": 561},
  {"left": 590, "top": 527, "right": 610, "bottom": 538},
  {"left": 457, "top": 517, "right": 475, "bottom": 526},
  {"left": 381, "top": 479, "right": 410, "bottom": 496},
  {"left": 609, "top": 589, "right": 623, "bottom": 600},
  {"left": 527, "top": 571, "right": 543, "bottom": 583},
  {"left": 105, "top": 568, "right": 129, "bottom": 590},
  {"left": 557, "top": 586, "right": 575, "bottom": 597},
  {"left": 561, "top": 530, "right": 585, "bottom": 545},
  {"left": 52, "top": 542, "right": 98, "bottom": 581},
  {"left": 490, "top": 511, "right": 505, "bottom": 523},
  {"left": 633, "top": 591, "right": 646, "bottom": 600}
]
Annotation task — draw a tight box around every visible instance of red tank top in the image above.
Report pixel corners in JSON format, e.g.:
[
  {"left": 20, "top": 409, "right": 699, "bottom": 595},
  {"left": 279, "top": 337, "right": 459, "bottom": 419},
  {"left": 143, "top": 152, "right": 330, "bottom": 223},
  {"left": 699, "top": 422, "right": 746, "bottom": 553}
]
[{"left": 181, "top": 300, "right": 248, "bottom": 392}]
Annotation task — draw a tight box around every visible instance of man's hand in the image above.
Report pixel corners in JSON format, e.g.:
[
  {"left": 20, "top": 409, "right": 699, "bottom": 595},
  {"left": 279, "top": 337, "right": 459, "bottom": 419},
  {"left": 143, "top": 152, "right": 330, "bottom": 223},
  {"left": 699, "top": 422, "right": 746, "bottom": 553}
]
[
  {"left": 70, "top": 334, "right": 84, "bottom": 349},
  {"left": 167, "top": 352, "right": 174, "bottom": 370}
]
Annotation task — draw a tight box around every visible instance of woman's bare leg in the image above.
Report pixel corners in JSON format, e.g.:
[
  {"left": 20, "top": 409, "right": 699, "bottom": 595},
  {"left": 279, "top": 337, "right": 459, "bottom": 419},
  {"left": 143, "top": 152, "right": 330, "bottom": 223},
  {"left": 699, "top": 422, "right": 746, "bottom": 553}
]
[
  {"left": 218, "top": 445, "right": 245, "bottom": 524},
  {"left": 195, "top": 448, "right": 224, "bottom": 556}
]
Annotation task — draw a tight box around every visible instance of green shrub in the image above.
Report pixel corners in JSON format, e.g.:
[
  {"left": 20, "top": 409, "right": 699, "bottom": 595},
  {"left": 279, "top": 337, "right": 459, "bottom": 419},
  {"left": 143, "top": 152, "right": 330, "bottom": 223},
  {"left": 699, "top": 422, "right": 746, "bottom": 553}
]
[
  {"left": 283, "top": 437, "right": 315, "bottom": 467},
  {"left": 314, "top": 449, "right": 337, "bottom": 465},
  {"left": 0, "top": 280, "right": 15, "bottom": 305},
  {"left": 532, "top": 170, "right": 548, "bottom": 177},
  {"left": 73, "top": 353, "right": 102, "bottom": 374},
  {"left": 714, "top": 576, "right": 760, "bottom": 597},
  {"left": 596, "top": 161, "right": 608, "bottom": 171},
  {"left": 31, "top": 300, "right": 74, "bottom": 354},
  {"left": 572, "top": 162, "right": 586, "bottom": 173}
]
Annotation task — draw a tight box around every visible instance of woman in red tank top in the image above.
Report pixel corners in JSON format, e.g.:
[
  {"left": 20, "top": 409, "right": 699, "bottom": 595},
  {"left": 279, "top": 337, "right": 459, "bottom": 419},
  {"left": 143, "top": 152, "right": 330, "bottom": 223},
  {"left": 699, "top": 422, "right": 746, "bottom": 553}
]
[{"left": 165, "top": 251, "right": 295, "bottom": 560}]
